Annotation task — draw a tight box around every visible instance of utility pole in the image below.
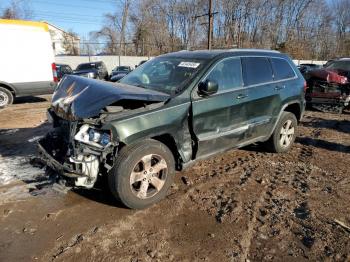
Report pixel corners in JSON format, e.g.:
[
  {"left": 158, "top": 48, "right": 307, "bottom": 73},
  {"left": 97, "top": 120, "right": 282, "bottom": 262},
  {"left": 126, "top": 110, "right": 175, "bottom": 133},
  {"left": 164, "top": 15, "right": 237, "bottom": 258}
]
[
  {"left": 208, "top": 0, "right": 213, "bottom": 50},
  {"left": 194, "top": 0, "right": 218, "bottom": 50},
  {"left": 119, "top": 0, "right": 130, "bottom": 66}
]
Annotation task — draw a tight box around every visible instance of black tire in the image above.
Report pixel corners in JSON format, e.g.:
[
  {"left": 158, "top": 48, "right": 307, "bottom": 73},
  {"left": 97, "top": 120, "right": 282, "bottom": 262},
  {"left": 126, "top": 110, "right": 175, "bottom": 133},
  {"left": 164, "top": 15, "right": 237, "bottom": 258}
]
[
  {"left": 265, "top": 112, "right": 298, "bottom": 153},
  {"left": 108, "top": 139, "right": 175, "bottom": 209},
  {"left": 0, "top": 87, "right": 14, "bottom": 109}
]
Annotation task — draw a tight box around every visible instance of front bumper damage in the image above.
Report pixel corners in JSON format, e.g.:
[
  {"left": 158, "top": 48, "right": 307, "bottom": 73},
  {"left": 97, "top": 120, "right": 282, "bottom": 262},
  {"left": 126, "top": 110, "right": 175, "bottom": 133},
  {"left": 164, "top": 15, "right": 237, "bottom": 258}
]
[
  {"left": 37, "top": 142, "right": 86, "bottom": 178},
  {"left": 37, "top": 122, "right": 117, "bottom": 189}
]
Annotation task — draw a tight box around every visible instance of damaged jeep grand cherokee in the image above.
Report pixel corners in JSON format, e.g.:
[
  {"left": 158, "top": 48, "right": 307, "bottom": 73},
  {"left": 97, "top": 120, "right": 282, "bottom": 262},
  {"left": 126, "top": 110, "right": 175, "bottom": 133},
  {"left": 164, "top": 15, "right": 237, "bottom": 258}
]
[{"left": 39, "top": 49, "right": 305, "bottom": 209}]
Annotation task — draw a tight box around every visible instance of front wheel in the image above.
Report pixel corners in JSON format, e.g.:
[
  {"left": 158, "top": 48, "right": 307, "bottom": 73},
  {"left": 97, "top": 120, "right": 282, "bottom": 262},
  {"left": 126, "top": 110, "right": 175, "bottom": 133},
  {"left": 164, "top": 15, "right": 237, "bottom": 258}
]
[
  {"left": 0, "top": 87, "right": 14, "bottom": 109},
  {"left": 265, "top": 112, "right": 298, "bottom": 153},
  {"left": 108, "top": 139, "right": 175, "bottom": 209}
]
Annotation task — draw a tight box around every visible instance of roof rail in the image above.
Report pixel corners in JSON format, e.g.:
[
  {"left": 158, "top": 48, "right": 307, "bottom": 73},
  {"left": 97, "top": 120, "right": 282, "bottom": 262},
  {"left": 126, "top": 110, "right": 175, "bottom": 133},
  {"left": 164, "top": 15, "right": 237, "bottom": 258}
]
[{"left": 228, "top": 48, "right": 280, "bottom": 53}]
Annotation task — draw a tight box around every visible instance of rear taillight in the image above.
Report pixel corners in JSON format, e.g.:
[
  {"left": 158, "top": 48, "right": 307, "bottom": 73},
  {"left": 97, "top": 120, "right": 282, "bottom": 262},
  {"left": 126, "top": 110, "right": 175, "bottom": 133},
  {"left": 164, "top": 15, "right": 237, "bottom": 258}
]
[
  {"left": 52, "top": 63, "right": 58, "bottom": 82},
  {"left": 303, "top": 81, "right": 308, "bottom": 92}
]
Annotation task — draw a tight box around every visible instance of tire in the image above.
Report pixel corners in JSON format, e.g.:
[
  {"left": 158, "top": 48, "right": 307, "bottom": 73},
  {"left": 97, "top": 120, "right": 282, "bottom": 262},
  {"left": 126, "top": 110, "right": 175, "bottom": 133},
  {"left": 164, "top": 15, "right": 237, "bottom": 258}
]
[
  {"left": 265, "top": 112, "right": 298, "bottom": 153},
  {"left": 108, "top": 139, "right": 175, "bottom": 209},
  {"left": 0, "top": 87, "right": 14, "bottom": 109}
]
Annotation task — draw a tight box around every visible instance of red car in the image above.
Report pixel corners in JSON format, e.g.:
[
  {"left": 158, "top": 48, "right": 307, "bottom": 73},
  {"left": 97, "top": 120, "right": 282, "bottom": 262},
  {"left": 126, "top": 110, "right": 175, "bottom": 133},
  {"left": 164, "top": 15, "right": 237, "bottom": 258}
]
[{"left": 305, "top": 58, "right": 350, "bottom": 113}]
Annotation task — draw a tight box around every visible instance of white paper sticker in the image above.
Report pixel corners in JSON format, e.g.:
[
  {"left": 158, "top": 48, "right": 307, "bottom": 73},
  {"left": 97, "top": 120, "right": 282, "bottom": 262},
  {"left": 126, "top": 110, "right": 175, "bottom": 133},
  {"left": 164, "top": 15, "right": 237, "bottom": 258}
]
[{"left": 178, "top": 62, "right": 200, "bottom": 68}]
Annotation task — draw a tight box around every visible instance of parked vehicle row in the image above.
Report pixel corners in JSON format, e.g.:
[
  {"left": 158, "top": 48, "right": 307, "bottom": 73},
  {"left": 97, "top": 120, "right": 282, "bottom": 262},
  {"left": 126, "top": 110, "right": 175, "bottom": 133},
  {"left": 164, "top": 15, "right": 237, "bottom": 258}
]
[
  {"left": 38, "top": 49, "right": 306, "bottom": 209},
  {"left": 56, "top": 63, "right": 137, "bottom": 83},
  {"left": 110, "top": 66, "right": 133, "bottom": 82}
]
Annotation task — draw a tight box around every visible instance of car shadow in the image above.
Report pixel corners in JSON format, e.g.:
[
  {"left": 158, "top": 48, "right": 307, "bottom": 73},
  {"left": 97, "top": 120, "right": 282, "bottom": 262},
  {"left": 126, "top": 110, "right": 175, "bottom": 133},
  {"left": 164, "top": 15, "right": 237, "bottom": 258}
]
[
  {"left": 73, "top": 177, "right": 127, "bottom": 208},
  {"left": 301, "top": 117, "right": 350, "bottom": 134},
  {"left": 0, "top": 123, "right": 51, "bottom": 157},
  {"left": 296, "top": 137, "right": 350, "bottom": 154},
  {"left": 13, "top": 96, "right": 49, "bottom": 104}
]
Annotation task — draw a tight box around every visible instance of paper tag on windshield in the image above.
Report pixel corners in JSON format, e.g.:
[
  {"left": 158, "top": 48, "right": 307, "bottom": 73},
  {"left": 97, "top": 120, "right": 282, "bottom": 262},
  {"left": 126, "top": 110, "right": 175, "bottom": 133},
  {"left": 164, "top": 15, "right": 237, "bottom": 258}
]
[{"left": 178, "top": 62, "right": 200, "bottom": 68}]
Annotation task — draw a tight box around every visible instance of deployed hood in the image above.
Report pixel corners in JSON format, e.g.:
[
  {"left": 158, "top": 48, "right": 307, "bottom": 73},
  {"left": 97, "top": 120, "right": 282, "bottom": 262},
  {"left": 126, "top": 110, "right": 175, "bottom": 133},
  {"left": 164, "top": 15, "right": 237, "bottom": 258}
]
[{"left": 51, "top": 75, "right": 170, "bottom": 120}]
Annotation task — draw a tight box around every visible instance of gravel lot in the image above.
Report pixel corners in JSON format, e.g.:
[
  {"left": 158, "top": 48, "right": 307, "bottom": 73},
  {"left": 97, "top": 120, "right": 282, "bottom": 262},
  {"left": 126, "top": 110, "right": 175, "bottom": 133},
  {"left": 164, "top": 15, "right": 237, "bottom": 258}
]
[{"left": 0, "top": 96, "right": 349, "bottom": 261}]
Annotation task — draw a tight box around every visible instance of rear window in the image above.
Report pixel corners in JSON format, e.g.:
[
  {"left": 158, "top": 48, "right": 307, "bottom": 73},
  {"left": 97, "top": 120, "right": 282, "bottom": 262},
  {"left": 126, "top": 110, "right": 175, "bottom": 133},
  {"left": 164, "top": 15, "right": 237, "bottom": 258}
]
[
  {"left": 76, "top": 63, "right": 97, "bottom": 70},
  {"left": 270, "top": 58, "right": 296, "bottom": 80},
  {"left": 242, "top": 57, "right": 273, "bottom": 86}
]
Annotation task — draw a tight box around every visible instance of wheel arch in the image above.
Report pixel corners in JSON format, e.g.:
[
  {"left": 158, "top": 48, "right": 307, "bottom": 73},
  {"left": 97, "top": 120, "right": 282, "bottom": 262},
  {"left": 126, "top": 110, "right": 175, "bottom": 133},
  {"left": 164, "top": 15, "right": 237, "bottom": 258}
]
[
  {"left": 284, "top": 103, "right": 302, "bottom": 122},
  {"left": 268, "top": 101, "right": 303, "bottom": 138},
  {"left": 0, "top": 81, "right": 17, "bottom": 97},
  {"left": 151, "top": 133, "right": 183, "bottom": 170}
]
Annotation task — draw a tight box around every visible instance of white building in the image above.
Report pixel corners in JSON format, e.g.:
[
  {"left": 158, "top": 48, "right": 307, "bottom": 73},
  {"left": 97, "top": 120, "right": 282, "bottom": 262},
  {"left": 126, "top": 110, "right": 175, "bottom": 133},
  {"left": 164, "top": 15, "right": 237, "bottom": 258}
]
[{"left": 44, "top": 22, "right": 80, "bottom": 55}]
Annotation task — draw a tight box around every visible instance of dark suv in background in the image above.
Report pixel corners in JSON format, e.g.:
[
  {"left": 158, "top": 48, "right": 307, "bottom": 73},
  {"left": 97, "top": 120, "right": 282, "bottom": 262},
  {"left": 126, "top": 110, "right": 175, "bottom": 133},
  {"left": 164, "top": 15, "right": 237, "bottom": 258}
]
[
  {"left": 39, "top": 49, "right": 305, "bottom": 209},
  {"left": 56, "top": 64, "right": 73, "bottom": 81},
  {"left": 73, "top": 61, "right": 109, "bottom": 80}
]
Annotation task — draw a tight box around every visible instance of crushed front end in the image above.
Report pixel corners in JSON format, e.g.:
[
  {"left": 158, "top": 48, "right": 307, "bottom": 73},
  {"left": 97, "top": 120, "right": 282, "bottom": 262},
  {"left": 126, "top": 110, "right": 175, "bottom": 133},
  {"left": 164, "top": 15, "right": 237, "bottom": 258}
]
[
  {"left": 38, "top": 109, "right": 117, "bottom": 188},
  {"left": 306, "top": 69, "right": 350, "bottom": 113},
  {"left": 37, "top": 75, "right": 169, "bottom": 189}
]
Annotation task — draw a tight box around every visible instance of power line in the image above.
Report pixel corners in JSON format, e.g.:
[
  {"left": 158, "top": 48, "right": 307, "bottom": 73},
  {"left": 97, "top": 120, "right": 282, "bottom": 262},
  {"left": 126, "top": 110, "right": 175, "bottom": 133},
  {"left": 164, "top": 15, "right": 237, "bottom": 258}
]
[{"left": 30, "top": 0, "right": 113, "bottom": 11}]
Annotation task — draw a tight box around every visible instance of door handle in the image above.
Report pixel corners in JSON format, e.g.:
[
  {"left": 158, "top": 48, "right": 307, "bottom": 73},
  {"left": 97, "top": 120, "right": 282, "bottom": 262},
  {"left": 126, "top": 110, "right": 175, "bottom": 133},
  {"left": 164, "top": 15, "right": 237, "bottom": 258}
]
[
  {"left": 236, "top": 94, "right": 248, "bottom": 99},
  {"left": 275, "top": 85, "right": 286, "bottom": 90}
]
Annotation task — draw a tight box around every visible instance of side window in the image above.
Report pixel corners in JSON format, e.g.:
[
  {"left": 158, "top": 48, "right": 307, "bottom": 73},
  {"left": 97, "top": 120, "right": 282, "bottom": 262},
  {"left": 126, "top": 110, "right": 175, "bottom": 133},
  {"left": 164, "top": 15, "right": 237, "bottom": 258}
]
[
  {"left": 242, "top": 57, "right": 273, "bottom": 86},
  {"left": 270, "top": 58, "right": 296, "bottom": 80},
  {"left": 205, "top": 58, "right": 243, "bottom": 91}
]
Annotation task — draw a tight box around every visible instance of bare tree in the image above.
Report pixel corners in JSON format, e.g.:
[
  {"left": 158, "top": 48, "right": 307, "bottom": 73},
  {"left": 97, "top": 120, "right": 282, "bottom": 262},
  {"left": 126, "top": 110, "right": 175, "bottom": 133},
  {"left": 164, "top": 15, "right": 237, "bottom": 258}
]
[
  {"left": 62, "top": 30, "right": 80, "bottom": 55},
  {"left": 1, "top": 0, "right": 32, "bottom": 19},
  {"left": 91, "top": 0, "right": 350, "bottom": 59}
]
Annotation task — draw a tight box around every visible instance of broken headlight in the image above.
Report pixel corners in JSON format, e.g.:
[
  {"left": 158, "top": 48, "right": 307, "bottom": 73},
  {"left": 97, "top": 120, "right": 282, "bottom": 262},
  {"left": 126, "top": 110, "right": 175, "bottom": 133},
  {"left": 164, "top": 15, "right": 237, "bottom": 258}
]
[
  {"left": 74, "top": 124, "right": 111, "bottom": 148},
  {"left": 88, "top": 129, "right": 111, "bottom": 146}
]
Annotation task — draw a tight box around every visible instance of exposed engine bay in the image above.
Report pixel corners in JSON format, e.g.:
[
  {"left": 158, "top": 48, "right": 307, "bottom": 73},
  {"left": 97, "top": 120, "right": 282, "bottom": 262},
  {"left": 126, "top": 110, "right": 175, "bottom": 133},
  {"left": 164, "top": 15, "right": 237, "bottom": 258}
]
[{"left": 38, "top": 114, "right": 117, "bottom": 188}]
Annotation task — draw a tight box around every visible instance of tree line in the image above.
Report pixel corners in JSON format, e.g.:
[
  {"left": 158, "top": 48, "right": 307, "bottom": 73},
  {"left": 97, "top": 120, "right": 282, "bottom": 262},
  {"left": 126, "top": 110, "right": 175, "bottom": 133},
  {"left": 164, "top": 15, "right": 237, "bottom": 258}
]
[
  {"left": 2, "top": 0, "right": 350, "bottom": 59},
  {"left": 93, "top": 0, "right": 349, "bottom": 59}
]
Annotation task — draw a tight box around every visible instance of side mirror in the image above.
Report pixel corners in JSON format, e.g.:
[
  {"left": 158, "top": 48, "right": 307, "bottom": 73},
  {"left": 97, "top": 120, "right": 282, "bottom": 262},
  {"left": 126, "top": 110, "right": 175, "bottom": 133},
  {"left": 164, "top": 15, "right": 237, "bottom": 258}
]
[{"left": 198, "top": 79, "right": 218, "bottom": 96}]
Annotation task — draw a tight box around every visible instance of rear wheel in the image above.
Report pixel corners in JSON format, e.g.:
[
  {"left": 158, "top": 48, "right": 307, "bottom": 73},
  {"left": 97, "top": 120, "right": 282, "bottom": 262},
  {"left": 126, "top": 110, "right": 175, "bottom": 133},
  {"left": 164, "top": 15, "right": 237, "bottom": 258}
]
[
  {"left": 265, "top": 112, "right": 298, "bottom": 153},
  {"left": 0, "top": 87, "right": 14, "bottom": 109},
  {"left": 108, "top": 139, "right": 175, "bottom": 209}
]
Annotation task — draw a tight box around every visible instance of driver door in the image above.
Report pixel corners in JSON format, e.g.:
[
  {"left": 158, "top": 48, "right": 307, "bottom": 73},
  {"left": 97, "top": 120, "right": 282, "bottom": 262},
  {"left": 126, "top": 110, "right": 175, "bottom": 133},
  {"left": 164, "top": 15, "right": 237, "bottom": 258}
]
[{"left": 191, "top": 57, "right": 250, "bottom": 158}]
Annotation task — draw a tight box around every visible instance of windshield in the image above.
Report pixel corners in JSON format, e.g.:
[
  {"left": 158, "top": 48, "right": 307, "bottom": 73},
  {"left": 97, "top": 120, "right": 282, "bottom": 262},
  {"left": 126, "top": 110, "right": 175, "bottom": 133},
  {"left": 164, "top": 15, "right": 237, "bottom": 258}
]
[
  {"left": 119, "top": 57, "right": 205, "bottom": 95},
  {"left": 114, "top": 66, "right": 129, "bottom": 71},
  {"left": 76, "top": 63, "right": 97, "bottom": 70},
  {"left": 327, "top": 61, "right": 350, "bottom": 71}
]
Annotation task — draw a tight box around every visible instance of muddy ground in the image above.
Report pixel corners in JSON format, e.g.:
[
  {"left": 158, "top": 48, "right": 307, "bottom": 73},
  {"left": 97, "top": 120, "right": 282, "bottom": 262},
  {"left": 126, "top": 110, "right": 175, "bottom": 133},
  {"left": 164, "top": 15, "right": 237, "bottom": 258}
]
[{"left": 0, "top": 96, "right": 349, "bottom": 262}]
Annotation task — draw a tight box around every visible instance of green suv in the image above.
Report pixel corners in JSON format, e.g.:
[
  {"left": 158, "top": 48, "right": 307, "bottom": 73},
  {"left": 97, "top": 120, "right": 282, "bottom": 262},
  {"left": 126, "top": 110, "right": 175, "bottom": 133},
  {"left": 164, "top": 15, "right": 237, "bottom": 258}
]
[{"left": 39, "top": 49, "right": 306, "bottom": 209}]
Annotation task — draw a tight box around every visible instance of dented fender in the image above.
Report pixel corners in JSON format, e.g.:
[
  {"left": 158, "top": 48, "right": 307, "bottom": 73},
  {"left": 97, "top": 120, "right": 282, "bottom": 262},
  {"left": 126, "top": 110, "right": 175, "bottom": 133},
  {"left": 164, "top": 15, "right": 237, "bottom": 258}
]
[{"left": 102, "top": 101, "right": 193, "bottom": 163}]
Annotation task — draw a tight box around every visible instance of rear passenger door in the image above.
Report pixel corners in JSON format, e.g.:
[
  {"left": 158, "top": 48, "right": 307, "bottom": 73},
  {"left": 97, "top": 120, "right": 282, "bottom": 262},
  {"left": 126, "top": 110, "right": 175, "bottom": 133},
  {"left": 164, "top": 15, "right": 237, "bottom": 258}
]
[{"left": 241, "top": 57, "right": 280, "bottom": 140}]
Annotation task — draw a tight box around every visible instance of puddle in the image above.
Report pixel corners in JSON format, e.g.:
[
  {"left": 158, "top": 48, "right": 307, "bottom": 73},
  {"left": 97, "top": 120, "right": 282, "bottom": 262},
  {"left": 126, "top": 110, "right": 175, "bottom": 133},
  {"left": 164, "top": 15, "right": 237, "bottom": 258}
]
[
  {"left": 302, "top": 235, "right": 315, "bottom": 248},
  {"left": 294, "top": 202, "right": 310, "bottom": 220}
]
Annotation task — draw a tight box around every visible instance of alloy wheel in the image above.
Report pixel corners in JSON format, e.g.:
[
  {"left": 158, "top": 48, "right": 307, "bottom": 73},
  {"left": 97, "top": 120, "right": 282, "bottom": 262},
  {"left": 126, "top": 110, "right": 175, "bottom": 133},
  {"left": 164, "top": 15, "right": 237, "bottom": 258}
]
[
  {"left": 129, "top": 154, "right": 168, "bottom": 199},
  {"left": 0, "top": 91, "right": 9, "bottom": 107},
  {"left": 279, "top": 119, "right": 295, "bottom": 148}
]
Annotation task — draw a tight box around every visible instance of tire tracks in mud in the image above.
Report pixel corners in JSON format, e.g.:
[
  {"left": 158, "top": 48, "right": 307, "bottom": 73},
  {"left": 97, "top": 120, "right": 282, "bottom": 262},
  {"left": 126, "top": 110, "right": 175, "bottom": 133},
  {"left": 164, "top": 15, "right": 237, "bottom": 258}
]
[
  {"left": 185, "top": 151, "right": 284, "bottom": 261},
  {"left": 46, "top": 115, "right": 350, "bottom": 261}
]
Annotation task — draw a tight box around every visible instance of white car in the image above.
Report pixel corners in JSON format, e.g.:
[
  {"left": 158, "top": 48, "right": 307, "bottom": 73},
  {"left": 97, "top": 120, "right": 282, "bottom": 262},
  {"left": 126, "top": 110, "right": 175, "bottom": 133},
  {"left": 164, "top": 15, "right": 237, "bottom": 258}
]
[{"left": 0, "top": 19, "right": 58, "bottom": 108}]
